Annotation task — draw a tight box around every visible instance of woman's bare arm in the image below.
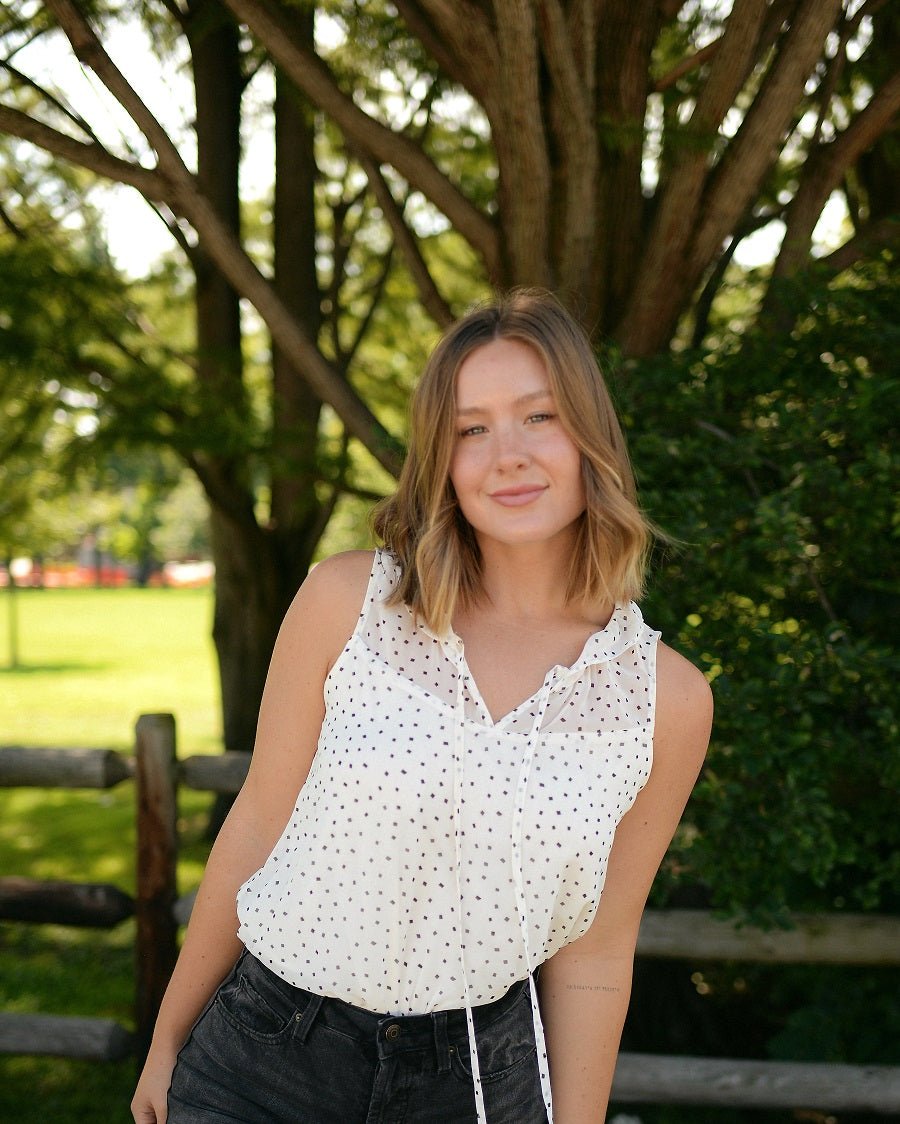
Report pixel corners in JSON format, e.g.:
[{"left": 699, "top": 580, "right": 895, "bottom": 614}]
[
  {"left": 131, "top": 551, "right": 374, "bottom": 1123},
  {"left": 540, "top": 643, "right": 713, "bottom": 1123}
]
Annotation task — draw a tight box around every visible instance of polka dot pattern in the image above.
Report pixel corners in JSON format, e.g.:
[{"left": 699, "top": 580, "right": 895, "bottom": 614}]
[{"left": 236, "top": 548, "right": 658, "bottom": 1016}]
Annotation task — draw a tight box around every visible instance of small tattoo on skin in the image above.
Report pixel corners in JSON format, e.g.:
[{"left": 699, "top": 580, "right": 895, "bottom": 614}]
[{"left": 566, "top": 984, "right": 621, "bottom": 993}]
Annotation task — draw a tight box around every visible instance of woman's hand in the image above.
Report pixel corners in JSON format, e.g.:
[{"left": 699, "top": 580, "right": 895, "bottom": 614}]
[{"left": 131, "top": 1043, "right": 178, "bottom": 1123}]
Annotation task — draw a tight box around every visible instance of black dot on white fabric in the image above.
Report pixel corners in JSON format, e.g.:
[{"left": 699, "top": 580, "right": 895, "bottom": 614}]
[{"left": 236, "top": 547, "right": 659, "bottom": 1014}]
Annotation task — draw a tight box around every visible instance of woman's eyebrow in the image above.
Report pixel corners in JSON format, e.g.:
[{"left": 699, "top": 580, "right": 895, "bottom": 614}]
[{"left": 456, "top": 390, "right": 553, "bottom": 416}]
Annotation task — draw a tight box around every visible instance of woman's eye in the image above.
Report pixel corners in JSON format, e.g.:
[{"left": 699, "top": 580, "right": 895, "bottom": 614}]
[
  {"left": 459, "top": 425, "right": 487, "bottom": 438},
  {"left": 526, "top": 412, "right": 554, "bottom": 424}
]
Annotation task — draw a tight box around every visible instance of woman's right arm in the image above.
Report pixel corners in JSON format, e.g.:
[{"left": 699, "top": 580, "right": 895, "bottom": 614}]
[{"left": 131, "top": 551, "right": 374, "bottom": 1123}]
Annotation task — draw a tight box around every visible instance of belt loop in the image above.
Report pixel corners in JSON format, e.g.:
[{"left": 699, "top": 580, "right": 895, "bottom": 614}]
[
  {"left": 293, "top": 992, "right": 325, "bottom": 1045},
  {"left": 433, "top": 1010, "right": 451, "bottom": 1073}
]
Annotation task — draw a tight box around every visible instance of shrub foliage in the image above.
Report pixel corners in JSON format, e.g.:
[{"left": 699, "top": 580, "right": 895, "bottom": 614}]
[{"left": 626, "top": 258, "right": 899, "bottom": 923}]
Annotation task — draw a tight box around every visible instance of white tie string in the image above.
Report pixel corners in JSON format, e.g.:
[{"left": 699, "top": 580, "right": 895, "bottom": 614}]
[
  {"left": 450, "top": 642, "right": 487, "bottom": 1123},
  {"left": 510, "top": 679, "right": 556, "bottom": 1123}
]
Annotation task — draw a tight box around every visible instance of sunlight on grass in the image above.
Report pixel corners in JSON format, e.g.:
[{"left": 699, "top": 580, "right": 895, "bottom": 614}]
[
  {"left": 0, "top": 785, "right": 212, "bottom": 889},
  {"left": 0, "top": 586, "right": 224, "bottom": 1122},
  {"left": 0, "top": 587, "right": 220, "bottom": 750}
]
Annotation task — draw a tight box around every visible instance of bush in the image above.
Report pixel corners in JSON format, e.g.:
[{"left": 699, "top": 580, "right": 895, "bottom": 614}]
[{"left": 621, "top": 255, "right": 899, "bottom": 923}]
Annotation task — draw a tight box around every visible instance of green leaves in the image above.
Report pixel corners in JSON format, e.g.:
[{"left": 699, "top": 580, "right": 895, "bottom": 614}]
[{"left": 627, "top": 257, "right": 899, "bottom": 922}]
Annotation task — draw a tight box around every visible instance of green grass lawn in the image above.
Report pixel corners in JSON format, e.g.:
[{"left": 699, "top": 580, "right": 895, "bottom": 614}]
[
  {"left": 0, "top": 586, "right": 221, "bottom": 1122},
  {"left": 0, "top": 585, "right": 220, "bottom": 750}
]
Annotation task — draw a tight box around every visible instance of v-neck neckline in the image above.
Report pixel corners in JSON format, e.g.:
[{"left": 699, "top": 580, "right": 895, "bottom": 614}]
[{"left": 432, "top": 602, "right": 630, "bottom": 728}]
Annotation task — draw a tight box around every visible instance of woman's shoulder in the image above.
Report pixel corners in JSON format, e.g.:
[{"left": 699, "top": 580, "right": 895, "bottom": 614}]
[
  {"left": 655, "top": 640, "right": 710, "bottom": 693},
  {"left": 653, "top": 641, "right": 713, "bottom": 770},
  {"left": 280, "top": 551, "right": 377, "bottom": 671},
  {"left": 305, "top": 549, "right": 378, "bottom": 598},
  {"left": 302, "top": 548, "right": 379, "bottom": 614}
]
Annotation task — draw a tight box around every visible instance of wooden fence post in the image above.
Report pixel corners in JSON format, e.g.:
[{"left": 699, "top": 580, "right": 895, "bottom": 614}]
[{"left": 134, "top": 713, "right": 178, "bottom": 1060}]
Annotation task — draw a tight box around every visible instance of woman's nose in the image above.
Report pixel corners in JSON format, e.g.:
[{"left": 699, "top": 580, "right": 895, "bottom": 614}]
[{"left": 493, "top": 427, "right": 529, "bottom": 469}]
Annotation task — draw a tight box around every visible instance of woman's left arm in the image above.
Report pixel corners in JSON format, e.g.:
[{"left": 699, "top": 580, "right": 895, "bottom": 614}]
[{"left": 540, "top": 642, "right": 714, "bottom": 1123}]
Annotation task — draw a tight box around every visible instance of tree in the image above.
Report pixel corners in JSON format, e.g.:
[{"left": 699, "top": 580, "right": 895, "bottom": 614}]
[
  {"left": 0, "top": 172, "right": 212, "bottom": 590},
  {"left": 4, "top": 0, "right": 896, "bottom": 420},
  {"left": 1, "top": 2, "right": 398, "bottom": 765},
  {"left": 0, "top": 183, "right": 131, "bottom": 560},
  {"left": 1, "top": 0, "right": 896, "bottom": 770},
  {"left": 220, "top": 0, "right": 900, "bottom": 351}
]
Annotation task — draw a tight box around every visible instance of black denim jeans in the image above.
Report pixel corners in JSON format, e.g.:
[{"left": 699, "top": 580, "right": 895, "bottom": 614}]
[{"left": 168, "top": 948, "right": 547, "bottom": 1123}]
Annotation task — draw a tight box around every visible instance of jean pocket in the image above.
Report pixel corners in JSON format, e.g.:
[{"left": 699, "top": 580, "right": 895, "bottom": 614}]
[
  {"left": 452, "top": 1040, "right": 537, "bottom": 1084},
  {"left": 450, "top": 991, "right": 538, "bottom": 1084},
  {"left": 215, "top": 971, "right": 298, "bottom": 1043}
]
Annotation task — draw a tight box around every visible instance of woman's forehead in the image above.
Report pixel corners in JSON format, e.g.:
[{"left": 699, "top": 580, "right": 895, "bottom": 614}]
[{"left": 455, "top": 339, "right": 552, "bottom": 406}]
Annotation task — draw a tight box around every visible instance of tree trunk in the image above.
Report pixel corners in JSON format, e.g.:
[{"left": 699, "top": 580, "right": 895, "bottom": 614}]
[
  {"left": 186, "top": 2, "right": 275, "bottom": 805},
  {"left": 591, "top": 0, "right": 659, "bottom": 332},
  {"left": 188, "top": 5, "right": 335, "bottom": 831},
  {"left": 209, "top": 512, "right": 283, "bottom": 760},
  {"left": 270, "top": 46, "right": 326, "bottom": 585}
]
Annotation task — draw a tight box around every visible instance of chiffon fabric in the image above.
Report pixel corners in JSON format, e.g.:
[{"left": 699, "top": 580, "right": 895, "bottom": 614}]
[{"left": 236, "top": 550, "right": 659, "bottom": 1121}]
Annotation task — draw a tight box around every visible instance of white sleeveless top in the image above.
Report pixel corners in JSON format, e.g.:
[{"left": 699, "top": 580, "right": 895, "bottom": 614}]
[{"left": 237, "top": 549, "right": 658, "bottom": 1122}]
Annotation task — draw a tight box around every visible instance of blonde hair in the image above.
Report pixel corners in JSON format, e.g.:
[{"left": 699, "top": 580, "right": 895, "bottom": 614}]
[{"left": 372, "top": 288, "right": 650, "bottom": 634}]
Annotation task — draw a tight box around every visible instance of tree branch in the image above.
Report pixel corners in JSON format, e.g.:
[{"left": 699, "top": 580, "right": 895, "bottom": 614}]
[
  {"left": 144, "top": 200, "right": 196, "bottom": 263},
  {"left": 219, "top": 0, "right": 499, "bottom": 276},
  {"left": 341, "top": 245, "right": 395, "bottom": 373},
  {"left": 323, "top": 183, "right": 368, "bottom": 363},
  {"left": 393, "top": 0, "right": 495, "bottom": 107},
  {"left": 691, "top": 0, "right": 770, "bottom": 135},
  {"left": 615, "top": 0, "right": 844, "bottom": 355},
  {"left": 357, "top": 153, "right": 454, "bottom": 328},
  {"left": 643, "top": 0, "right": 772, "bottom": 249},
  {"left": 692, "top": 0, "right": 844, "bottom": 275},
  {"left": 771, "top": 68, "right": 900, "bottom": 282},
  {"left": 42, "top": 0, "right": 403, "bottom": 477},
  {"left": 567, "top": 0, "right": 598, "bottom": 101},
  {"left": 691, "top": 208, "right": 781, "bottom": 347},
  {"left": 654, "top": 40, "right": 720, "bottom": 93},
  {"left": 181, "top": 449, "right": 259, "bottom": 527},
  {"left": 325, "top": 479, "right": 389, "bottom": 505},
  {"left": 808, "top": 6, "right": 860, "bottom": 151},
  {"left": 46, "top": 0, "right": 194, "bottom": 173},
  {"left": 815, "top": 215, "right": 900, "bottom": 276},
  {"left": 157, "top": 0, "right": 188, "bottom": 25},
  {"left": 0, "top": 102, "right": 167, "bottom": 197},
  {"left": 0, "top": 199, "right": 26, "bottom": 239},
  {"left": 657, "top": 0, "right": 686, "bottom": 21},
  {"left": 0, "top": 103, "right": 184, "bottom": 268},
  {"left": 633, "top": 0, "right": 770, "bottom": 299},
  {"left": 0, "top": 60, "right": 99, "bottom": 141}
]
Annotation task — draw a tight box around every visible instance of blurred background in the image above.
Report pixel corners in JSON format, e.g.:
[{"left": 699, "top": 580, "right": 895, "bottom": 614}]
[{"left": 1, "top": 1, "right": 897, "bottom": 1121}]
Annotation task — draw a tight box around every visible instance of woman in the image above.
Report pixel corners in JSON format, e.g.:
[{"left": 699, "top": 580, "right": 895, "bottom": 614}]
[{"left": 132, "top": 289, "right": 712, "bottom": 1124}]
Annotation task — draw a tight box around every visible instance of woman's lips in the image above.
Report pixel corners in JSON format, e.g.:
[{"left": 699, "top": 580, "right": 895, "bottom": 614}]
[{"left": 489, "top": 486, "right": 547, "bottom": 506}]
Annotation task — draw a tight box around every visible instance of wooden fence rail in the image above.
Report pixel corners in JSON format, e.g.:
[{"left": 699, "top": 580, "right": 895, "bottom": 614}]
[
  {"left": 1, "top": 716, "right": 899, "bottom": 1114},
  {"left": 612, "top": 1055, "right": 900, "bottom": 1114}
]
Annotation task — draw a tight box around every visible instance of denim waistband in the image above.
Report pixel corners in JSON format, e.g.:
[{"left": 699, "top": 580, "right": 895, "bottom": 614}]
[{"left": 240, "top": 949, "right": 531, "bottom": 1061}]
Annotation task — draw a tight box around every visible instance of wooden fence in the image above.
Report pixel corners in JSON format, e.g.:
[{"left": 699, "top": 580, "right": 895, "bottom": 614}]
[
  {"left": 1, "top": 714, "right": 899, "bottom": 1114},
  {"left": 0, "top": 714, "right": 180, "bottom": 1061}
]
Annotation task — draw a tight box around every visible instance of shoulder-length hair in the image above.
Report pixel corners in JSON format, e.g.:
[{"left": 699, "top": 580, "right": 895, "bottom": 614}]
[{"left": 372, "top": 288, "right": 650, "bottom": 634}]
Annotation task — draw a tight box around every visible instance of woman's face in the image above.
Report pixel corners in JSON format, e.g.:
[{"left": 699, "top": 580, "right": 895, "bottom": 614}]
[{"left": 449, "top": 338, "right": 586, "bottom": 551}]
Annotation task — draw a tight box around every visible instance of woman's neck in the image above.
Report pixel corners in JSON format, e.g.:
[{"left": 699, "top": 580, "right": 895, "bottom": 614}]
[{"left": 471, "top": 537, "right": 599, "bottom": 627}]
